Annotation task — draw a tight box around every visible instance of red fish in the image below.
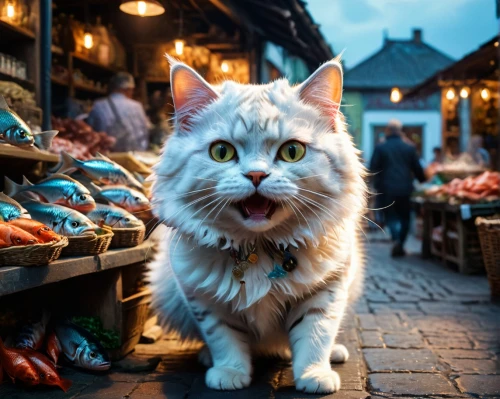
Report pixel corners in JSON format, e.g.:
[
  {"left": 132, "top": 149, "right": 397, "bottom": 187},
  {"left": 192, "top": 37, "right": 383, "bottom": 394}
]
[
  {"left": 20, "top": 349, "right": 72, "bottom": 392},
  {"left": 0, "top": 222, "right": 39, "bottom": 245},
  {"left": 0, "top": 238, "right": 9, "bottom": 248},
  {"left": 46, "top": 331, "right": 62, "bottom": 365},
  {"left": 8, "top": 219, "right": 61, "bottom": 243},
  {"left": 0, "top": 337, "right": 39, "bottom": 385}
]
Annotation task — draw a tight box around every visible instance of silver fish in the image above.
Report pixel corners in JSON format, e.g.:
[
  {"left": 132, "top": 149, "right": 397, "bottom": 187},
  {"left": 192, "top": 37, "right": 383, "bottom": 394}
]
[
  {"left": 15, "top": 312, "right": 50, "bottom": 351},
  {"left": 54, "top": 321, "right": 110, "bottom": 371},
  {"left": 0, "top": 95, "right": 33, "bottom": 147},
  {"left": 91, "top": 185, "right": 150, "bottom": 213},
  {"left": 85, "top": 204, "right": 144, "bottom": 228},
  {"left": 0, "top": 96, "right": 58, "bottom": 150},
  {"left": 21, "top": 202, "right": 98, "bottom": 236},
  {"left": 54, "top": 152, "right": 144, "bottom": 191},
  {"left": 4, "top": 174, "right": 95, "bottom": 212},
  {"left": 0, "top": 192, "right": 29, "bottom": 221}
]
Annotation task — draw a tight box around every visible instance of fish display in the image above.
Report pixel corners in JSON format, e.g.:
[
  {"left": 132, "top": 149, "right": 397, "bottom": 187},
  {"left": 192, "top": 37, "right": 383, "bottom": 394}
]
[
  {"left": 0, "top": 192, "right": 28, "bottom": 222},
  {"left": 53, "top": 151, "right": 143, "bottom": 191},
  {"left": 0, "top": 338, "right": 40, "bottom": 385},
  {"left": 85, "top": 204, "right": 144, "bottom": 228},
  {"left": 53, "top": 321, "right": 111, "bottom": 371},
  {"left": 4, "top": 174, "right": 96, "bottom": 212},
  {"left": 20, "top": 349, "right": 72, "bottom": 392},
  {"left": 0, "top": 222, "right": 39, "bottom": 246},
  {"left": 0, "top": 95, "right": 58, "bottom": 150},
  {"left": 15, "top": 312, "right": 50, "bottom": 351},
  {"left": 45, "top": 332, "right": 62, "bottom": 365},
  {"left": 21, "top": 202, "right": 98, "bottom": 237},
  {"left": 91, "top": 185, "right": 150, "bottom": 213},
  {"left": 8, "top": 219, "right": 61, "bottom": 243}
]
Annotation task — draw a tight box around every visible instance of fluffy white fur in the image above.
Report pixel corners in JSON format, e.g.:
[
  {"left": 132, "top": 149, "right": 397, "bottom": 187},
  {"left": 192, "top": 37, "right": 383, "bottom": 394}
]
[{"left": 148, "top": 58, "right": 367, "bottom": 394}]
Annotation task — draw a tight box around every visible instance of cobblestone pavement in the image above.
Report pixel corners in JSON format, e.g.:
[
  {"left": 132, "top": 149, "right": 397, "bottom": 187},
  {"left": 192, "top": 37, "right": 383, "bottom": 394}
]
[
  {"left": 359, "top": 238, "right": 500, "bottom": 398},
  {"left": 1, "top": 237, "right": 498, "bottom": 398}
]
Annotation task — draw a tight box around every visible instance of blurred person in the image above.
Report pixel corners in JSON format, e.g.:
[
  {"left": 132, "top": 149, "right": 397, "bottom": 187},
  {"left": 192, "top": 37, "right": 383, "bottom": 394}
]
[
  {"left": 87, "top": 72, "right": 150, "bottom": 151},
  {"left": 444, "top": 137, "right": 460, "bottom": 162},
  {"left": 466, "top": 135, "right": 490, "bottom": 167},
  {"left": 425, "top": 147, "right": 443, "bottom": 179},
  {"left": 431, "top": 147, "right": 443, "bottom": 164},
  {"left": 370, "top": 119, "right": 426, "bottom": 257}
]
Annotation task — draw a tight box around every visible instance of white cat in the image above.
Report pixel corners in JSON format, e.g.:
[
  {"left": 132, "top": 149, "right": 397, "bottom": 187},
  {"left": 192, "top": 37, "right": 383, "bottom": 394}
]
[{"left": 148, "top": 57, "right": 367, "bottom": 394}]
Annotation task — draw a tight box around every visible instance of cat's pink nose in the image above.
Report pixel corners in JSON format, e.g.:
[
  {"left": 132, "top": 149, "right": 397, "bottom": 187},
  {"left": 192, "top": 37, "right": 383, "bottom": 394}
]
[{"left": 246, "top": 171, "right": 268, "bottom": 187}]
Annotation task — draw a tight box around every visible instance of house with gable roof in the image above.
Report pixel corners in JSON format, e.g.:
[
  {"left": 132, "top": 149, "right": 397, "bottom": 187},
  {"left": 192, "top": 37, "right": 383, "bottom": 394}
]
[{"left": 342, "top": 29, "right": 454, "bottom": 163}]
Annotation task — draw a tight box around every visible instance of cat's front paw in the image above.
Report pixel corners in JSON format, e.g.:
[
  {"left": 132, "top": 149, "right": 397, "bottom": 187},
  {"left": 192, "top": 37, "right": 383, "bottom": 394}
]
[
  {"left": 206, "top": 366, "right": 251, "bottom": 390},
  {"left": 330, "top": 343, "right": 349, "bottom": 363},
  {"left": 296, "top": 366, "right": 341, "bottom": 394}
]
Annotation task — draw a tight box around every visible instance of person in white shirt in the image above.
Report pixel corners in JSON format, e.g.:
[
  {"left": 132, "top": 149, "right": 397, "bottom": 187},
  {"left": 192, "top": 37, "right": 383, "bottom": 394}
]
[{"left": 87, "top": 72, "right": 150, "bottom": 151}]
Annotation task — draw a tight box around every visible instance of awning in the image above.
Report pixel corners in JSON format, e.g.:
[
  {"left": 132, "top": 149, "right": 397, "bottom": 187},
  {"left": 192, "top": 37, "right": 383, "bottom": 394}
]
[{"left": 406, "top": 36, "right": 500, "bottom": 98}]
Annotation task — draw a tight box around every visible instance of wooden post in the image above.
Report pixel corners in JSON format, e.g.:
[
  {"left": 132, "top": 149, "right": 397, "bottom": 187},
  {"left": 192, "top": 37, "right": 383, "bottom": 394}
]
[{"left": 40, "top": 0, "right": 52, "bottom": 130}]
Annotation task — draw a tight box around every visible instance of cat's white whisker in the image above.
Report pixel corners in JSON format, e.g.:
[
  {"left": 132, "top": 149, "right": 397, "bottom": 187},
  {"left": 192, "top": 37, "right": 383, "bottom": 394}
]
[
  {"left": 293, "top": 174, "right": 328, "bottom": 181},
  {"left": 293, "top": 195, "right": 327, "bottom": 235}
]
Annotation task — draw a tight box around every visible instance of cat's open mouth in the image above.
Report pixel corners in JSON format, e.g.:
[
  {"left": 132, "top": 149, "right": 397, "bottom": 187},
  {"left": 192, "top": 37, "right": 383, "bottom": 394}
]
[{"left": 238, "top": 193, "right": 277, "bottom": 221}]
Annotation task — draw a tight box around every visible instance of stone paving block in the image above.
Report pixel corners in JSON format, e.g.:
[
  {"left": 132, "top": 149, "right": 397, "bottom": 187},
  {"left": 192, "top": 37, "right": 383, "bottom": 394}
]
[
  {"left": 456, "top": 374, "right": 500, "bottom": 396},
  {"left": 357, "top": 314, "right": 379, "bottom": 330},
  {"left": 360, "top": 331, "right": 384, "bottom": 348},
  {"left": 383, "top": 333, "right": 425, "bottom": 349},
  {"left": 365, "top": 292, "right": 392, "bottom": 303},
  {"left": 0, "top": 383, "right": 88, "bottom": 399},
  {"left": 374, "top": 314, "right": 412, "bottom": 332},
  {"left": 274, "top": 390, "right": 370, "bottom": 399},
  {"left": 368, "top": 373, "right": 459, "bottom": 396},
  {"left": 129, "top": 381, "right": 189, "bottom": 399},
  {"left": 444, "top": 359, "right": 500, "bottom": 374},
  {"left": 419, "top": 302, "right": 471, "bottom": 315},
  {"left": 189, "top": 376, "right": 274, "bottom": 399},
  {"left": 74, "top": 381, "right": 137, "bottom": 399},
  {"left": 363, "top": 348, "right": 441, "bottom": 372},
  {"left": 435, "top": 349, "right": 496, "bottom": 360},
  {"left": 425, "top": 336, "right": 474, "bottom": 350}
]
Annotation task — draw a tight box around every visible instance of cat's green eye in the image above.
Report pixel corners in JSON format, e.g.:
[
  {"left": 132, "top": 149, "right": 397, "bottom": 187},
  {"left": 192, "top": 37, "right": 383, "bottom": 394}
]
[
  {"left": 279, "top": 141, "right": 306, "bottom": 163},
  {"left": 210, "top": 141, "right": 236, "bottom": 162}
]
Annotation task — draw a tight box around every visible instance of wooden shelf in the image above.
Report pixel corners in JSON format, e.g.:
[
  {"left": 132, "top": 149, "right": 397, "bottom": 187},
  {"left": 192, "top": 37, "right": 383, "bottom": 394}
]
[
  {"left": 0, "top": 144, "right": 59, "bottom": 163},
  {"left": 51, "top": 45, "right": 64, "bottom": 56},
  {"left": 72, "top": 52, "right": 118, "bottom": 73},
  {"left": 74, "top": 81, "right": 107, "bottom": 95},
  {"left": 0, "top": 18, "right": 35, "bottom": 40},
  {"left": 0, "top": 241, "right": 153, "bottom": 297},
  {"left": 51, "top": 75, "right": 69, "bottom": 87},
  {"left": 0, "top": 71, "right": 34, "bottom": 90}
]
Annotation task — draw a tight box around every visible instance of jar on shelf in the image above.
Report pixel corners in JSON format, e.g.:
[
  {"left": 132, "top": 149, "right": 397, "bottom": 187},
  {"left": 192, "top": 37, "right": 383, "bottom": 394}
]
[{"left": 17, "top": 60, "right": 26, "bottom": 80}]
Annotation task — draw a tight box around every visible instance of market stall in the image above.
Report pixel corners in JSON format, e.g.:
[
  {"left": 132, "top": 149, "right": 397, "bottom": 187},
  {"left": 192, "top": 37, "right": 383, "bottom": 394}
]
[{"left": 0, "top": 0, "right": 334, "bottom": 392}]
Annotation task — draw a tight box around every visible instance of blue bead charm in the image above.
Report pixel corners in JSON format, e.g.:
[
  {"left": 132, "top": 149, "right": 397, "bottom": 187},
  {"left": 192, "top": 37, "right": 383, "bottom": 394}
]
[{"left": 268, "top": 263, "right": 288, "bottom": 279}]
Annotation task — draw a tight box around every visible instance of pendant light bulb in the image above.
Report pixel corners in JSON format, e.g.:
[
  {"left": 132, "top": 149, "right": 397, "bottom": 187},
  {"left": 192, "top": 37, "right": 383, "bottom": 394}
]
[
  {"left": 459, "top": 87, "right": 469, "bottom": 99},
  {"left": 221, "top": 61, "right": 229, "bottom": 73},
  {"left": 390, "top": 87, "right": 401, "bottom": 103},
  {"left": 175, "top": 40, "right": 184, "bottom": 56},
  {"left": 6, "top": 2, "right": 15, "bottom": 19},
  {"left": 137, "top": 1, "right": 147, "bottom": 16},
  {"left": 446, "top": 88, "right": 455, "bottom": 100},
  {"left": 481, "top": 88, "right": 490, "bottom": 101},
  {"left": 84, "top": 32, "right": 94, "bottom": 49}
]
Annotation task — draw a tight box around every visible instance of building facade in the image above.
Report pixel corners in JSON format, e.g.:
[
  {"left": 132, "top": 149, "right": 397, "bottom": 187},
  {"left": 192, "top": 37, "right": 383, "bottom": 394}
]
[{"left": 343, "top": 29, "right": 454, "bottom": 163}]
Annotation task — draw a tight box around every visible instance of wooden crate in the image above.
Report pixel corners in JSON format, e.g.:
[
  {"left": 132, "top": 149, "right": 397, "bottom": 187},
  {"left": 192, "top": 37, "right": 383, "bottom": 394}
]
[{"left": 421, "top": 201, "right": 500, "bottom": 274}]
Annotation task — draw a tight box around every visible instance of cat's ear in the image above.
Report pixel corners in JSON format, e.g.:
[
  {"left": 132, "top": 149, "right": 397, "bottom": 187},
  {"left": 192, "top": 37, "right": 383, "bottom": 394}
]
[
  {"left": 298, "top": 59, "right": 343, "bottom": 125},
  {"left": 168, "top": 56, "right": 218, "bottom": 131}
]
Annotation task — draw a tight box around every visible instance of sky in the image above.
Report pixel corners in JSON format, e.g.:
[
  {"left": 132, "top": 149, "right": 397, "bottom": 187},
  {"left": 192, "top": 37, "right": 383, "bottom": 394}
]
[{"left": 306, "top": 0, "right": 499, "bottom": 68}]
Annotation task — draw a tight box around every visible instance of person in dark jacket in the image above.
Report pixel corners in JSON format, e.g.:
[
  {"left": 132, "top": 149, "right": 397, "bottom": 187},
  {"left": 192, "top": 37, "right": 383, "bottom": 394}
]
[{"left": 370, "top": 120, "right": 426, "bottom": 257}]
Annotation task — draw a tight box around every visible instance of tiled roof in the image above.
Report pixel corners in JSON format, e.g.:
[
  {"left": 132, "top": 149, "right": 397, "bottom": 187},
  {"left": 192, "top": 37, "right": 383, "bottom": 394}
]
[{"left": 344, "top": 37, "right": 454, "bottom": 90}]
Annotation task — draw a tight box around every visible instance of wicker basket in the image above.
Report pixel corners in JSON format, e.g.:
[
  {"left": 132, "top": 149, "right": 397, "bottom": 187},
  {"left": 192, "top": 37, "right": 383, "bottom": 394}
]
[
  {"left": 61, "top": 229, "right": 114, "bottom": 257},
  {"left": 476, "top": 217, "right": 500, "bottom": 299},
  {"left": 0, "top": 236, "right": 68, "bottom": 266},
  {"left": 110, "top": 225, "right": 146, "bottom": 248}
]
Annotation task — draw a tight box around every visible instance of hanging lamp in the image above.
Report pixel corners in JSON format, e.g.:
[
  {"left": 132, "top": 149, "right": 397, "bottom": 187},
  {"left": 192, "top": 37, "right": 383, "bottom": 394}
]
[
  {"left": 119, "top": 0, "right": 165, "bottom": 17},
  {"left": 174, "top": 8, "right": 184, "bottom": 55}
]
